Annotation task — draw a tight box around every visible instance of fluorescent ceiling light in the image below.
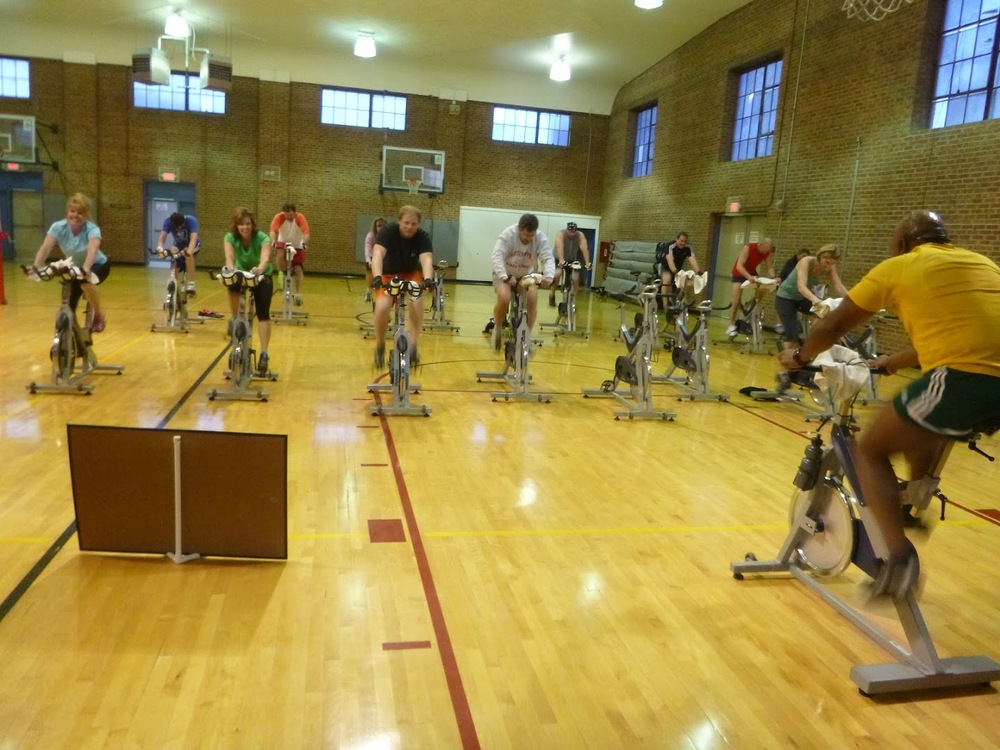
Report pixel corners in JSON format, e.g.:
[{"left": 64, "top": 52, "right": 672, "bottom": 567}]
[
  {"left": 550, "top": 56, "right": 571, "bottom": 82},
  {"left": 164, "top": 12, "right": 190, "bottom": 38},
  {"left": 354, "top": 31, "right": 376, "bottom": 58},
  {"left": 635, "top": 0, "right": 664, "bottom": 8}
]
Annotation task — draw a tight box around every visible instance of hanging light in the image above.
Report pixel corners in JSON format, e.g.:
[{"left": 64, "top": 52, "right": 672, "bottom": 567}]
[
  {"left": 634, "top": 0, "right": 664, "bottom": 8},
  {"left": 164, "top": 12, "right": 191, "bottom": 38},
  {"left": 354, "top": 31, "right": 376, "bottom": 58},
  {"left": 550, "top": 55, "right": 571, "bottom": 82}
]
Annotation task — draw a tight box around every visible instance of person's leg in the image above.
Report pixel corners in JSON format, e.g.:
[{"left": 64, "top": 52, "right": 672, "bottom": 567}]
[
  {"left": 81, "top": 282, "right": 101, "bottom": 317},
  {"left": 373, "top": 284, "right": 392, "bottom": 358},
  {"left": 408, "top": 288, "right": 424, "bottom": 355},
  {"left": 854, "top": 405, "right": 938, "bottom": 562},
  {"left": 549, "top": 267, "right": 561, "bottom": 305},
  {"left": 493, "top": 281, "right": 512, "bottom": 350},
  {"left": 255, "top": 280, "right": 272, "bottom": 354},
  {"left": 775, "top": 296, "right": 802, "bottom": 351},
  {"left": 728, "top": 280, "right": 743, "bottom": 331},
  {"left": 184, "top": 250, "right": 196, "bottom": 292},
  {"left": 365, "top": 263, "right": 373, "bottom": 300},
  {"left": 662, "top": 271, "right": 675, "bottom": 310},
  {"left": 525, "top": 285, "right": 539, "bottom": 331},
  {"left": 228, "top": 288, "right": 240, "bottom": 318},
  {"left": 293, "top": 262, "right": 304, "bottom": 299},
  {"left": 257, "top": 320, "right": 271, "bottom": 351}
]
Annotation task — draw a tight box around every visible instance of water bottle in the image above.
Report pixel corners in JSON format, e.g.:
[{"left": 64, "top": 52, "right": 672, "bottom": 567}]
[{"left": 793, "top": 437, "right": 824, "bottom": 490}]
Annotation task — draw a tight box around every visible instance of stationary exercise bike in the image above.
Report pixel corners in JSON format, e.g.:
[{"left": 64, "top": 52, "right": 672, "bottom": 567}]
[
  {"left": 477, "top": 273, "right": 551, "bottom": 403},
  {"left": 23, "top": 259, "right": 124, "bottom": 395},
  {"left": 150, "top": 246, "right": 205, "bottom": 333},
  {"left": 273, "top": 241, "right": 309, "bottom": 326},
  {"left": 583, "top": 281, "right": 676, "bottom": 421},
  {"left": 422, "top": 259, "right": 460, "bottom": 333},
  {"left": 652, "top": 271, "right": 727, "bottom": 402},
  {"left": 719, "top": 277, "right": 776, "bottom": 354},
  {"left": 207, "top": 268, "right": 276, "bottom": 402},
  {"left": 368, "top": 277, "right": 431, "bottom": 416},
  {"left": 541, "top": 261, "right": 588, "bottom": 338},
  {"left": 731, "top": 350, "right": 1000, "bottom": 696}
]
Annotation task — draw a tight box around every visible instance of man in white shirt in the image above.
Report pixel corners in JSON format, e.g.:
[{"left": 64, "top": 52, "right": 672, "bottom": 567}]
[{"left": 490, "top": 213, "right": 555, "bottom": 350}]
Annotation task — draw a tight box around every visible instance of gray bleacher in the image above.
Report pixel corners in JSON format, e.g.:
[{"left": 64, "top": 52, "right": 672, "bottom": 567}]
[{"left": 602, "top": 241, "right": 658, "bottom": 299}]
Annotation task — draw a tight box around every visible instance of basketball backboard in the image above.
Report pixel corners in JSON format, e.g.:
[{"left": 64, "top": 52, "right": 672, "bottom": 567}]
[
  {"left": 381, "top": 146, "right": 445, "bottom": 195},
  {"left": 0, "top": 115, "right": 36, "bottom": 163}
]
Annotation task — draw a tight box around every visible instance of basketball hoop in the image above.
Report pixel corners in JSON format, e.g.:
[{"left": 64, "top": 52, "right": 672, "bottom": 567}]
[
  {"left": 405, "top": 177, "right": 422, "bottom": 195},
  {"left": 842, "top": 0, "right": 912, "bottom": 22}
]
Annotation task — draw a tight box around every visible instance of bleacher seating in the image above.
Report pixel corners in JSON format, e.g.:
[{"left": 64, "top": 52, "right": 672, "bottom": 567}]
[{"left": 602, "top": 241, "right": 658, "bottom": 299}]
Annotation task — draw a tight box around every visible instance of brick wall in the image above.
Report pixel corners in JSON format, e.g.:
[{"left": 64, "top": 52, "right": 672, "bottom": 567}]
[
  {"left": 7, "top": 60, "right": 607, "bottom": 275},
  {"left": 602, "top": 0, "right": 1000, "bottom": 350}
]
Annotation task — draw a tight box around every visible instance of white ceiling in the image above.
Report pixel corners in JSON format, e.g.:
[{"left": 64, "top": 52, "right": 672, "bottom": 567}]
[{"left": 4, "top": 0, "right": 752, "bottom": 114}]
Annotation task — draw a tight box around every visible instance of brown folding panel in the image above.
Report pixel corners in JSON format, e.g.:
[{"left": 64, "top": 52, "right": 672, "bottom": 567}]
[{"left": 67, "top": 424, "right": 287, "bottom": 560}]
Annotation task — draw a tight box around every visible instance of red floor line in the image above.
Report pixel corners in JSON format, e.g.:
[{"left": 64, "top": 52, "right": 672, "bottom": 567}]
[
  {"left": 383, "top": 640, "right": 433, "bottom": 651},
  {"left": 375, "top": 394, "right": 480, "bottom": 749},
  {"left": 727, "top": 397, "right": 816, "bottom": 438},
  {"left": 945, "top": 499, "right": 1000, "bottom": 527}
]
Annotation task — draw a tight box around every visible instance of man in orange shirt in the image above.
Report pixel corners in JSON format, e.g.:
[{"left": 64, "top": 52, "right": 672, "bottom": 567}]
[{"left": 269, "top": 203, "right": 310, "bottom": 306}]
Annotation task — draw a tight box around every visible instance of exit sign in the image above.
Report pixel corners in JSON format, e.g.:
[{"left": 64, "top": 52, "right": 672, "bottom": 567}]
[
  {"left": 2, "top": 162, "right": 21, "bottom": 172},
  {"left": 159, "top": 168, "right": 179, "bottom": 182},
  {"left": 726, "top": 196, "right": 742, "bottom": 214}
]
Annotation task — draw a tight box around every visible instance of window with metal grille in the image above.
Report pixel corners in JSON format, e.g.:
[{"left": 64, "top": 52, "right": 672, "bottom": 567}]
[
  {"left": 321, "top": 88, "right": 407, "bottom": 130},
  {"left": 631, "top": 104, "right": 657, "bottom": 177},
  {"left": 931, "top": 0, "right": 1000, "bottom": 128},
  {"left": 731, "top": 59, "right": 782, "bottom": 161},
  {"left": 492, "top": 107, "right": 570, "bottom": 146},
  {"left": 133, "top": 74, "right": 226, "bottom": 114},
  {"left": 0, "top": 57, "right": 30, "bottom": 99}
]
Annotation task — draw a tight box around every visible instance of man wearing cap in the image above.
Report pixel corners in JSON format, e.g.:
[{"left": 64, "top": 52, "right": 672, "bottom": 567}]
[{"left": 550, "top": 221, "right": 591, "bottom": 307}]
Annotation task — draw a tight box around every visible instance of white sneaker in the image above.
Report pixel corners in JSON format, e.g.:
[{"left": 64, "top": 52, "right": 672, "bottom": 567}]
[
  {"left": 185, "top": 282, "right": 196, "bottom": 295},
  {"left": 726, "top": 324, "right": 737, "bottom": 337}
]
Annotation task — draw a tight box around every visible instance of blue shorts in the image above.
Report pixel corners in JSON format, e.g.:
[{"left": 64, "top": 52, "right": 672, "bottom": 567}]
[{"left": 894, "top": 366, "right": 1000, "bottom": 438}]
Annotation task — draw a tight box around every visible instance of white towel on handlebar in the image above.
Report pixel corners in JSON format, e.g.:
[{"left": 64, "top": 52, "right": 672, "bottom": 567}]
[
  {"left": 811, "top": 297, "right": 843, "bottom": 318},
  {"left": 674, "top": 270, "right": 708, "bottom": 294},
  {"left": 740, "top": 276, "right": 776, "bottom": 289},
  {"left": 811, "top": 344, "right": 871, "bottom": 403}
]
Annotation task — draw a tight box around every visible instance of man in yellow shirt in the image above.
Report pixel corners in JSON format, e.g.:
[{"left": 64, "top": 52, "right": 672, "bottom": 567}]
[{"left": 779, "top": 210, "right": 1000, "bottom": 597}]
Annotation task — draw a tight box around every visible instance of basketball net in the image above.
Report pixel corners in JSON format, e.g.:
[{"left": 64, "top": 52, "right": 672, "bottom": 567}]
[
  {"left": 405, "top": 177, "right": 422, "bottom": 195},
  {"left": 842, "top": 0, "right": 912, "bottom": 22}
]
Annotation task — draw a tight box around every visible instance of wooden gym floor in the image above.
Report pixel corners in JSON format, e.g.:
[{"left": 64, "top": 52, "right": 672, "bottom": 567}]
[{"left": 0, "top": 263, "right": 998, "bottom": 749}]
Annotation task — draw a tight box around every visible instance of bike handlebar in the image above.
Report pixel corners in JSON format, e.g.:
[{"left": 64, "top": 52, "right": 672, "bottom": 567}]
[
  {"left": 798, "top": 363, "right": 889, "bottom": 376},
  {"left": 387, "top": 277, "right": 424, "bottom": 298},
  {"left": 22, "top": 259, "right": 87, "bottom": 283},
  {"left": 152, "top": 246, "right": 182, "bottom": 259},
  {"left": 516, "top": 273, "right": 545, "bottom": 289},
  {"left": 215, "top": 267, "right": 264, "bottom": 288}
]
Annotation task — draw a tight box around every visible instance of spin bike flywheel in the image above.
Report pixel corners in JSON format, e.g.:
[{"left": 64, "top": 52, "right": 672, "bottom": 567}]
[{"left": 788, "top": 484, "right": 856, "bottom": 576}]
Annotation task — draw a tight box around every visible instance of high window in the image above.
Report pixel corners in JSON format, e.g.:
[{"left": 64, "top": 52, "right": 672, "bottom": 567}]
[
  {"left": 133, "top": 74, "right": 226, "bottom": 114},
  {"left": 321, "top": 89, "right": 407, "bottom": 130},
  {"left": 0, "top": 57, "right": 30, "bottom": 99},
  {"left": 631, "top": 104, "right": 657, "bottom": 177},
  {"left": 491, "top": 107, "right": 570, "bottom": 146},
  {"left": 731, "top": 59, "right": 782, "bottom": 161},
  {"left": 931, "top": 0, "right": 1000, "bottom": 128}
]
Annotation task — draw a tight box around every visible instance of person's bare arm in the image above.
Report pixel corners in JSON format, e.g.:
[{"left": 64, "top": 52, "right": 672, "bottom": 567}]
[
  {"left": 779, "top": 296, "right": 874, "bottom": 369},
  {"left": 734, "top": 245, "right": 753, "bottom": 280}
]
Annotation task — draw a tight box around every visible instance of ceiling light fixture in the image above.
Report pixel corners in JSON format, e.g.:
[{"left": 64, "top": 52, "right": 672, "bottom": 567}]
[
  {"left": 634, "top": 0, "right": 664, "bottom": 8},
  {"left": 550, "top": 55, "right": 571, "bottom": 82},
  {"left": 164, "top": 11, "right": 191, "bottom": 38},
  {"left": 354, "top": 31, "right": 376, "bottom": 58}
]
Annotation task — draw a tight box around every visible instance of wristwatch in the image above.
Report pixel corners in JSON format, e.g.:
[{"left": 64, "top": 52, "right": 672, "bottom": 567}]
[{"left": 792, "top": 349, "right": 812, "bottom": 367}]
